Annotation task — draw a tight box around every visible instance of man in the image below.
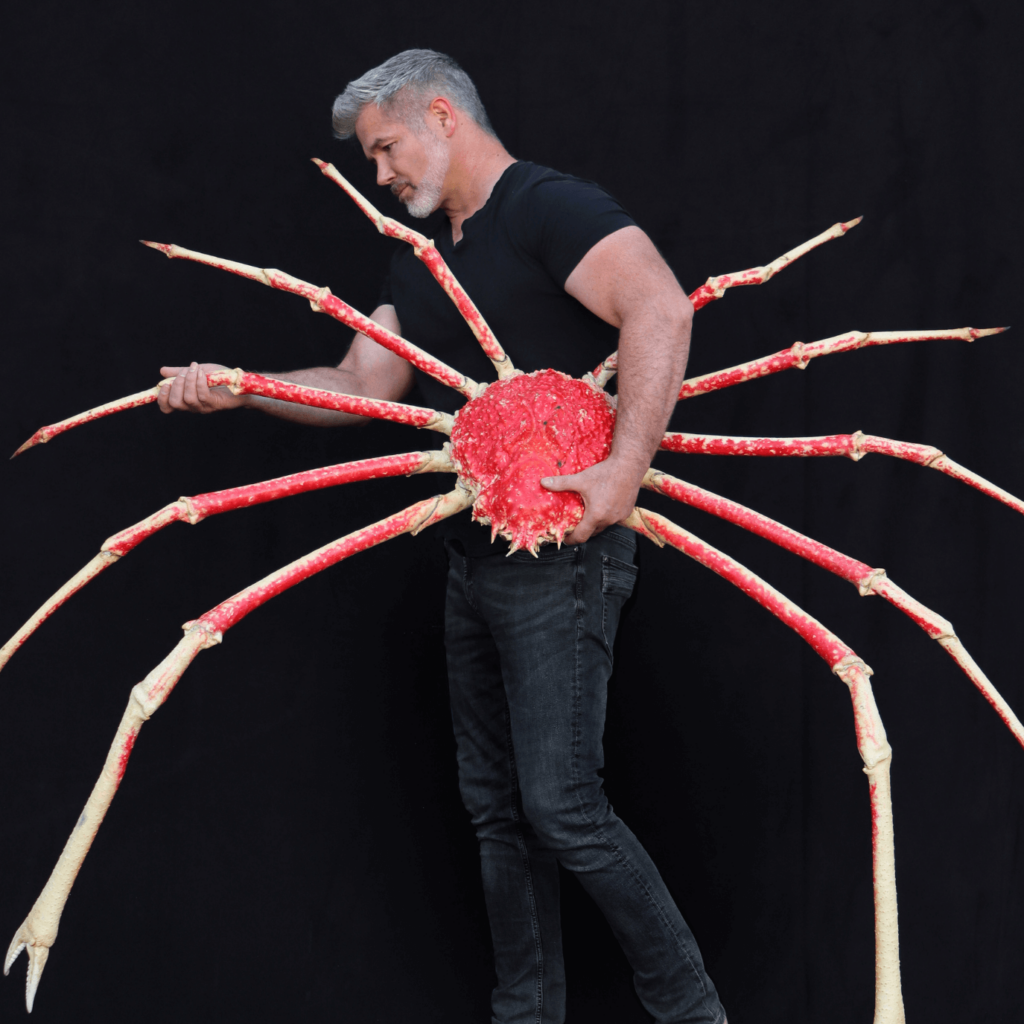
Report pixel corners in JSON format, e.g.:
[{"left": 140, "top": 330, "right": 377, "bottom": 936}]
[{"left": 159, "top": 49, "right": 726, "bottom": 1024}]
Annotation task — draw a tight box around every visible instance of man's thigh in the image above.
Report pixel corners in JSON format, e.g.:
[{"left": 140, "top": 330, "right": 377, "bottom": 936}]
[{"left": 453, "top": 528, "right": 638, "bottom": 809}]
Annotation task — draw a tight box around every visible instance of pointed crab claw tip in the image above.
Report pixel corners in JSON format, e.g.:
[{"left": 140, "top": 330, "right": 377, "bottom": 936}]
[
  {"left": 11, "top": 438, "right": 35, "bottom": 459},
  {"left": 311, "top": 157, "right": 327, "bottom": 169},
  {"left": 21, "top": 943, "right": 50, "bottom": 1013},
  {"left": 4, "top": 944, "right": 22, "bottom": 976},
  {"left": 843, "top": 216, "right": 864, "bottom": 230}
]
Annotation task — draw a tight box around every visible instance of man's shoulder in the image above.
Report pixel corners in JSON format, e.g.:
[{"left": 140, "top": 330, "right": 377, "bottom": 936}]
[
  {"left": 497, "top": 162, "right": 629, "bottom": 242},
  {"left": 502, "top": 160, "right": 610, "bottom": 205}
]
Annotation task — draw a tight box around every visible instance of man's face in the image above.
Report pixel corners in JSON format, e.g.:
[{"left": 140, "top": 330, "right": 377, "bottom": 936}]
[{"left": 355, "top": 100, "right": 450, "bottom": 218}]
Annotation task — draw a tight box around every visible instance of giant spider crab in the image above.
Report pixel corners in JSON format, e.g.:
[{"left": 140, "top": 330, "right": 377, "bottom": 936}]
[{"left": 3, "top": 159, "right": 1022, "bottom": 1023}]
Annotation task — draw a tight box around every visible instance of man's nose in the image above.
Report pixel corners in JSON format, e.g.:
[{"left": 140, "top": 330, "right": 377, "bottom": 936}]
[{"left": 376, "top": 161, "right": 395, "bottom": 186}]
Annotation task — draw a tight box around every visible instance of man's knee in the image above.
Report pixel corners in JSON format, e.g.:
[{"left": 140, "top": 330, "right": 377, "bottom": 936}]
[{"left": 519, "top": 781, "right": 608, "bottom": 851}]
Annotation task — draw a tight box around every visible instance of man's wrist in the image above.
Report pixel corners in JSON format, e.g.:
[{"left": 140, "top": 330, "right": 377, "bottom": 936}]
[{"left": 606, "top": 448, "right": 651, "bottom": 485}]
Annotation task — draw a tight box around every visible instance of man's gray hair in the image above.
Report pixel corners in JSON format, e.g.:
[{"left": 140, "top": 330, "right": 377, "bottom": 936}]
[{"left": 332, "top": 49, "right": 497, "bottom": 140}]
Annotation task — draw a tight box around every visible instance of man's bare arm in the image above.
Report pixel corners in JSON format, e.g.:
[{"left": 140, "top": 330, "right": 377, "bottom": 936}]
[
  {"left": 156, "top": 304, "right": 416, "bottom": 426},
  {"left": 542, "top": 226, "right": 692, "bottom": 542}
]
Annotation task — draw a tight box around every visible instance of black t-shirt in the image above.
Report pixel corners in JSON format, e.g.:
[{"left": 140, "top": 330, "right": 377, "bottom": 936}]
[{"left": 378, "top": 160, "right": 635, "bottom": 554}]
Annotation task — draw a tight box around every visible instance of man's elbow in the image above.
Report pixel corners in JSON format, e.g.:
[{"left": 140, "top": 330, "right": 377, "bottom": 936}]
[
  {"left": 652, "top": 290, "right": 691, "bottom": 344},
  {"left": 671, "top": 290, "right": 694, "bottom": 333},
  {"left": 618, "top": 282, "right": 692, "bottom": 343}
]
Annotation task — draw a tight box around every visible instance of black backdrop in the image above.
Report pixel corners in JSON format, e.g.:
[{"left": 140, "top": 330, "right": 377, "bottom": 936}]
[{"left": 1, "top": 2, "right": 1022, "bottom": 1022}]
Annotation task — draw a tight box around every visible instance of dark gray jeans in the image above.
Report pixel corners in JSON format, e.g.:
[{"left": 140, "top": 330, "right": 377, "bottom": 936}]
[{"left": 444, "top": 527, "right": 725, "bottom": 1024}]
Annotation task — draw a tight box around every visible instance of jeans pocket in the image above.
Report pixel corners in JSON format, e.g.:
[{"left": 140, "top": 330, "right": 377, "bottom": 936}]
[{"left": 601, "top": 554, "right": 638, "bottom": 651}]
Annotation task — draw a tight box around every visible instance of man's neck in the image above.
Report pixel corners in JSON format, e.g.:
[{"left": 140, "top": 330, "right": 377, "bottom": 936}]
[{"left": 439, "top": 137, "right": 516, "bottom": 243}]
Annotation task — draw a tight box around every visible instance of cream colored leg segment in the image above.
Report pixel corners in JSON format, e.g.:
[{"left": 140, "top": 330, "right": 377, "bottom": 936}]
[
  {"left": 626, "top": 507, "right": 905, "bottom": 1024},
  {"left": 833, "top": 656, "right": 905, "bottom": 1024},
  {"left": 0, "top": 551, "right": 120, "bottom": 671},
  {"left": 3, "top": 627, "right": 218, "bottom": 1012}
]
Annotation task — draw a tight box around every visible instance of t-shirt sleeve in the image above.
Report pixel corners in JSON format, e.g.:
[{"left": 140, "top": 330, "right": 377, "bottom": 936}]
[
  {"left": 514, "top": 176, "right": 637, "bottom": 287},
  {"left": 377, "top": 272, "right": 393, "bottom": 308}
]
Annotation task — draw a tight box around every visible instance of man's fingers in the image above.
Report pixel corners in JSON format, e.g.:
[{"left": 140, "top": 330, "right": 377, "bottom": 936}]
[
  {"left": 157, "top": 377, "right": 173, "bottom": 413},
  {"left": 564, "top": 508, "right": 611, "bottom": 545},
  {"left": 194, "top": 366, "right": 213, "bottom": 409},
  {"left": 543, "top": 458, "right": 642, "bottom": 544},
  {"left": 542, "top": 472, "right": 591, "bottom": 542},
  {"left": 156, "top": 361, "right": 238, "bottom": 414},
  {"left": 182, "top": 362, "right": 200, "bottom": 406},
  {"left": 163, "top": 366, "right": 189, "bottom": 411},
  {"left": 540, "top": 473, "right": 581, "bottom": 492},
  {"left": 563, "top": 523, "right": 590, "bottom": 545}
]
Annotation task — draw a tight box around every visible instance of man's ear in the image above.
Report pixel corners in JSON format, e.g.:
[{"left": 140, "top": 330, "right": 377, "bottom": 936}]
[{"left": 428, "top": 96, "right": 458, "bottom": 137}]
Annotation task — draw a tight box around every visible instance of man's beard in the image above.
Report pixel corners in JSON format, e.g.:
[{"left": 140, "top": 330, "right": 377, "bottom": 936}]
[{"left": 392, "top": 131, "right": 449, "bottom": 219}]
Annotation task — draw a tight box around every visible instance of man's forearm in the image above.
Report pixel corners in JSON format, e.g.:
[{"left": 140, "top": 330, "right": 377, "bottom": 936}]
[
  {"left": 544, "top": 227, "right": 692, "bottom": 541},
  {"left": 611, "top": 300, "right": 692, "bottom": 476},
  {"left": 242, "top": 366, "right": 384, "bottom": 427}
]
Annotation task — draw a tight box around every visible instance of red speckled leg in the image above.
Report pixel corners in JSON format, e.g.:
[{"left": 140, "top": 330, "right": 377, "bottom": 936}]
[
  {"left": 660, "top": 430, "right": 1024, "bottom": 517},
  {"left": 623, "top": 506, "right": 905, "bottom": 1024},
  {"left": 0, "top": 450, "right": 453, "bottom": 673},
  {"left": 3, "top": 486, "right": 470, "bottom": 1012},
  {"left": 686, "top": 217, "right": 863, "bottom": 311},
  {"left": 641, "top": 469, "right": 1024, "bottom": 749},
  {"left": 591, "top": 217, "right": 862, "bottom": 385},
  {"left": 140, "top": 240, "right": 478, "bottom": 397},
  {"left": 674, "top": 326, "right": 1007, "bottom": 401},
  {"left": 313, "top": 159, "right": 514, "bottom": 380},
  {"left": 13, "top": 369, "right": 453, "bottom": 456}
]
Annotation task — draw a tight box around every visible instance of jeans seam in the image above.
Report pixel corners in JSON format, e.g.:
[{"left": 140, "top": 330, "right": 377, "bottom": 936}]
[
  {"left": 461, "top": 549, "right": 480, "bottom": 614},
  {"left": 601, "top": 556, "right": 638, "bottom": 651},
  {"left": 503, "top": 702, "right": 545, "bottom": 1024}
]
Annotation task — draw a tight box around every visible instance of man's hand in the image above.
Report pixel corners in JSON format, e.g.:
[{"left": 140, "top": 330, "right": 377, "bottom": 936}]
[
  {"left": 541, "top": 454, "right": 646, "bottom": 544},
  {"left": 157, "top": 362, "right": 247, "bottom": 414}
]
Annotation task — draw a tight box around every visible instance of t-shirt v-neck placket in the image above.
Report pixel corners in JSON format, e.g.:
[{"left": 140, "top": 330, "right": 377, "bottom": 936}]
[{"left": 446, "top": 161, "right": 518, "bottom": 253}]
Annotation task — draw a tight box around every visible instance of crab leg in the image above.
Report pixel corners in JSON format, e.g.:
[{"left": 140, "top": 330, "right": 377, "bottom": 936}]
[
  {"left": 0, "top": 450, "right": 453, "bottom": 672},
  {"left": 313, "top": 159, "right": 514, "bottom": 380},
  {"left": 660, "top": 430, "right": 1024, "bottom": 518},
  {"left": 674, "top": 326, "right": 1008, "bottom": 401},
  {"left": 591, "top": 217, "right": 862, "bottom": 385},
  {"left": 642, "top": 469, "right": 1024, "bottom": 749},
  {"left": 4, "top": 486, "right": 471, "bottom": 1012},
  {"left": 13, "top": 370, "right": 453, "bottom": 456},
  {"left": 686, "top": 217, "right": 864, "bottom": 311},
  {"left": 624, "top": 506, "right": 904, "bottom": 1024},
  {"left": 141, "top": 240, "right": 478, "bottom": 397}
]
